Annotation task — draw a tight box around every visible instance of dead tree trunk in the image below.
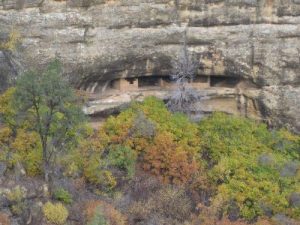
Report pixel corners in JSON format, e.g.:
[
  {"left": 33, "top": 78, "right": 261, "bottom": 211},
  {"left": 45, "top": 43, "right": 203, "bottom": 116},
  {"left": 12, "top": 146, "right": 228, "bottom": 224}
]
[{"left": 167, "top": 30, "right": 199, "bottom": 114}]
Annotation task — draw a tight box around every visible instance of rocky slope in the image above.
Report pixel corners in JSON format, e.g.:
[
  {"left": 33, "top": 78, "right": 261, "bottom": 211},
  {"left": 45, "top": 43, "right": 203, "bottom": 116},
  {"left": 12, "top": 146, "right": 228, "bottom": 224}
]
[{"left": 0, "top": 0, "right": 299, "bottom": 132}]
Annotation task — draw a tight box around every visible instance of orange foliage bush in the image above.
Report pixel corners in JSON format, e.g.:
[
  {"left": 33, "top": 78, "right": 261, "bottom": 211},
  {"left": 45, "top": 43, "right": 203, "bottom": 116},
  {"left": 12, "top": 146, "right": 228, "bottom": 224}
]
[
  {"left": 94, "top": 98, "right": 201, "bottom": 185},
  {"left": 143, "top": 132, "right": 198, "bottom": 184},
  {"left": 200, "top": 217, "right": 249, "bottom": 225},
  {"left": 0, "top": 213, "right": 10, "bottom": 225},
  {"left": 85, "top": 200, "right": 127, "bottom": 225}
]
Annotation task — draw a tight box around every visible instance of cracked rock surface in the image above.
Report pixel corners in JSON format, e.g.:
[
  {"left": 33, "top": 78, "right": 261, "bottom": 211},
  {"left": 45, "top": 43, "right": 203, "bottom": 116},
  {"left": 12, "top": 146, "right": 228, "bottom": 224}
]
[{"left": 0, "top": 0, "right": 299, "bottom": 132}]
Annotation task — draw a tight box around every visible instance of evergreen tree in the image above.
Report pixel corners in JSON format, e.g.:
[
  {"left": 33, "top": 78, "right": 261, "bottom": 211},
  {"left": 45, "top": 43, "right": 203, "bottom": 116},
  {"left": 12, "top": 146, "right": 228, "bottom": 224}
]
[{"left": 15, "top": 59, "right": 85, "bottom": 181}]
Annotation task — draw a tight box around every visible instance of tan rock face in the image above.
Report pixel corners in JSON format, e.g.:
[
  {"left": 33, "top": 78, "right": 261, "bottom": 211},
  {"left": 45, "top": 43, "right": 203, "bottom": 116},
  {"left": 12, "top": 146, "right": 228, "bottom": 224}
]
[{"left": 0, "top": 0, "right": 299, "bottom": 132}]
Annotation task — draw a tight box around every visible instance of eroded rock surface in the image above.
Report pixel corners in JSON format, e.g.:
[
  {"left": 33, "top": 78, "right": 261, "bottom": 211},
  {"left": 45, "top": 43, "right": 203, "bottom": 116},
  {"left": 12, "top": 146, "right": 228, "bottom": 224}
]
[{"left": 0, "top": 0, "right": 299, "bottom": 132}]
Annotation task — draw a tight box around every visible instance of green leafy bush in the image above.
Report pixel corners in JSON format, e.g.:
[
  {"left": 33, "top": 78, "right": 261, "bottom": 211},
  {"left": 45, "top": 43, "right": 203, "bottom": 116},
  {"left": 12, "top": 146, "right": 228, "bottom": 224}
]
[
  {"left": 53, "top": 188, "right": 73, "bottom": 204},
  {"left": 0, "top": 88, "right": 17, "bottom": 128},
  {"left": 43, "top": 202, "right": 68, "bottom": 225},
  {"left": 77, "top": 135, "right": 117, "bottom": 192},
  {"left": 199, "top": 112, "right": 300, "bottom": 221},
  {"left": 108, "top": 145, "right": 137, "bottom": 178}
]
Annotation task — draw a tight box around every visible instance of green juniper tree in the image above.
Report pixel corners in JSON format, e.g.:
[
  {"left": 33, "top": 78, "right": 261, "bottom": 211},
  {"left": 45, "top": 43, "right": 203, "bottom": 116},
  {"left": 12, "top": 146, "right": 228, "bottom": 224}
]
[{"left": 14, "top": 59, "right": 85, "bottom": 181}]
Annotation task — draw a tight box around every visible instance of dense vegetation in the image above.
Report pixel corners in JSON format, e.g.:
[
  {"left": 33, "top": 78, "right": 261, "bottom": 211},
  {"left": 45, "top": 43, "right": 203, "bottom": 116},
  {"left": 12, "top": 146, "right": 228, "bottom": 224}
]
[{"left": 0, "top": 62, "right": 299, "bottom": 225}]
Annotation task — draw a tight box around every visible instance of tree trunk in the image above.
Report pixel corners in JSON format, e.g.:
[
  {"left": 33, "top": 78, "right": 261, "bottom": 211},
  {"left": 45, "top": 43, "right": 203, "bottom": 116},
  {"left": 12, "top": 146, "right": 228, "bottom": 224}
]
[
  {"left": 42, "top": 141, "right": 50, "bottom": 183},
  {"left": 43, "top": 161, "right": 50, "bottom": 182}
]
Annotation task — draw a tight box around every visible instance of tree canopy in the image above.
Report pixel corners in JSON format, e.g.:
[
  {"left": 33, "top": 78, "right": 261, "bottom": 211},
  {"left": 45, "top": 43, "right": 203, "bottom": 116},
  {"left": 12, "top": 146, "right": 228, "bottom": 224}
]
[{"left": 14, "top": 59, "right": 85, "bottom": 181}]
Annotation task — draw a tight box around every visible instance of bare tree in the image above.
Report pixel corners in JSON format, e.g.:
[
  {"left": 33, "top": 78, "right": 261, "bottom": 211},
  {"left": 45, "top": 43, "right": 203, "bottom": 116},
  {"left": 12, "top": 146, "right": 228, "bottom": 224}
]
[{"left": 167, "top": 31, "right": 199, "bottom": 114}]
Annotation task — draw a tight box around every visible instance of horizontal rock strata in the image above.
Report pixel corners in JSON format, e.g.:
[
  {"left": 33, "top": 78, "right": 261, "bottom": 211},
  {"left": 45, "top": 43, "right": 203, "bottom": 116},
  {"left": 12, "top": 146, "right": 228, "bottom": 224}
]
[{"left": 0, "top": 0, "right": 299, "bottom": 132}]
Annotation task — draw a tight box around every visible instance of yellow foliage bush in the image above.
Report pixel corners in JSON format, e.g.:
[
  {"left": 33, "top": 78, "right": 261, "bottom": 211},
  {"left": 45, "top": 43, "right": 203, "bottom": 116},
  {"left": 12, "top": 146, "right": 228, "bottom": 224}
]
[
  {"left": 0, "top": 88, "right": 42, "bottom": 176},
  {"left": 78, "top": 135, "right": 116, "bottom": 191},
  {"left": 0, "top": 30, "right": 21, "bottom": 51},
  {"left": 43, "top": 202, "right": 68, "bottom": 225},
  {"left": 0, "top": 126, "right": 13, "bottom": 148},
  {"left": 199, "top": 112, "right": 300, "bottom": 221},
  {"left": 0, "top": 88, "right": 17, "bottom": 128},
  {"left": 11, "top": 129, "right": 42, "bottom": 176},
  {"left": 6, "top": 186, "right": 26, "bottom": 216},
  {"left": 0, "top": 126, "right": 42, "bottom": 176},
  {"left": 6, "top": 186, "right": 25, "bottom": 202}
]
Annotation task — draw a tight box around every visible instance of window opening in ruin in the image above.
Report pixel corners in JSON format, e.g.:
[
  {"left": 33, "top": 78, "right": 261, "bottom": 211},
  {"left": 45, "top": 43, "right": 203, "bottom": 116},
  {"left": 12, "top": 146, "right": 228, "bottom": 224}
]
[
  {"left": 210, "top": 76, "right": 240, "bottom": 88},
  {"left": 164, "top": 76, "right": 177, "bottom": 83},
  {"left": 193, "top": 76, "right": 208, "bottom": 83},
  {"left": 138, "top": 76, "right": 161, "bottom": 88},
  {"left": 126, "top": 78, "right": 136, "bottom": 85}
]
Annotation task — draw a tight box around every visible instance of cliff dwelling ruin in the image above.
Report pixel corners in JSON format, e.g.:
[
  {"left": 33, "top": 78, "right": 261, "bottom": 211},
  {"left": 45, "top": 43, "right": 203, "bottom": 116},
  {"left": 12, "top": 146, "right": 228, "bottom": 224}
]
[
  {"left": 83, "top": 75, "right": 248, "bottom": 95},
  {"left": 82, "top": 73, "right": 261, "bottom": 128}
]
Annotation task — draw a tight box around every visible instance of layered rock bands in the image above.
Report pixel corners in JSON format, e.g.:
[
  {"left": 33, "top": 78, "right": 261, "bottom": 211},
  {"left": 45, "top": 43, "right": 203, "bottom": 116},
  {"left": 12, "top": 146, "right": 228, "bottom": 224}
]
[{"left": 0, "top": 0, "right": 299, "bottom": 132}]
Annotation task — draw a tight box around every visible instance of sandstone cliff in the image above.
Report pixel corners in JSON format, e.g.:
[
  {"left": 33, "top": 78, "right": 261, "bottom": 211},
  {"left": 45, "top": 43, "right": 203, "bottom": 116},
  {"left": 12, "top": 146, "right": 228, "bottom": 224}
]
[{"left": 0, "top": 0, "right": 299, "bottom": 132}]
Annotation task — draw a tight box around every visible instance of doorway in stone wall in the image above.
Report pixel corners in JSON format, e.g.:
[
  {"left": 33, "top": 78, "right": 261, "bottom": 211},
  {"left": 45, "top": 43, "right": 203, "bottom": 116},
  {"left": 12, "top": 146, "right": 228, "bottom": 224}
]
[{"left": 138, "top": 76, "right": 161, "bottom": 88}]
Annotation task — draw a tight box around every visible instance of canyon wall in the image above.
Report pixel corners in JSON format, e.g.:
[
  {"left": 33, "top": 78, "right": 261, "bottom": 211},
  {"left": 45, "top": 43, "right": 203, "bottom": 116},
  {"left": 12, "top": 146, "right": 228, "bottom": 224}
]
[{"left": 0, "top": 0, "right": 299, "bottom": 132}]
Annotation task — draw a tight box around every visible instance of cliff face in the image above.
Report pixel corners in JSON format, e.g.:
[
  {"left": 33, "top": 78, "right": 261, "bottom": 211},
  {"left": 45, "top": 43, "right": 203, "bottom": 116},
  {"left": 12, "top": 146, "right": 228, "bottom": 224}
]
[{"left": 0, "top": 0, "right": 299, "bottom": 132}]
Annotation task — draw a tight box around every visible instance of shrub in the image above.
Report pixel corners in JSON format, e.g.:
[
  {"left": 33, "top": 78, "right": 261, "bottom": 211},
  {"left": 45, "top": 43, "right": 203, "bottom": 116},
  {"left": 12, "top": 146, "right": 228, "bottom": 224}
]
[
  {"left": 198, "top": 112, "right": 300, "bottom": 221},
  {"left": 0, "top": 88, "right": 43, "bottom": 176},
  {"left": 98, "top": 97, "right": 200, "bottom": 184},
  {"left": 99, "top": 97, "right": 200, "bottom": 152},
  {"left": 128, "top": 186, "right": 193, "bottom": 224},
  {"left": 53, "top": 188, "right": 73, "bottom": 204},
  {"left": 11, "top": 129, "right": 42, "bottom": 176},
  {"left": 198, "top": 203, "right": 276, "bottom": 225},
  {"left": 43, "top": 202, "right": 68, "bottom": 225},
  {"left": 108, "top": 145, "right": 137, "bottom": 178},
  {"left": 128, "top": 175, "right": 162, "bottom": 202},
  {"left": 0, "top": 212, "right": 10, "bottom": 225},
  {"left": 75, "top": 127, "right": 136, "bottom": 190},
  {"left": 80, "top": 142, "right": 117, "bottom": 191},
  {"left": 272, "top": 129, "right": 300, "bottom": 159},
  {"left": 0, "top": 127, "right": 42, "bottom": 176},
  {"left": 77, "top": 133, "right": 117, "bottom": 192},
  {"left": 6, "top": 186, "right": 25, "bottom": 202},
  {"left": 84, "top": 162, "right": 117, "bottom": 192},
  {"left": 88, "top": 207, "right": 107, "bottom": 225},
  {"left": 85, "top": 200, "right": 127, "bottom": 225},
  {"left": 6, "top": 186, "right": 26, "bottom": 216},
  {"left": 143, "top": 132, "right": 198, "bottom": 184},
  {"left": 0, "top": 88, "right": 17, "bottom": 128},
  {"left": 0, "top": 30, "right": 21, "bottom": 51},
  {"left": 130, "top": 111, "right": 156, "bottom": 138}
]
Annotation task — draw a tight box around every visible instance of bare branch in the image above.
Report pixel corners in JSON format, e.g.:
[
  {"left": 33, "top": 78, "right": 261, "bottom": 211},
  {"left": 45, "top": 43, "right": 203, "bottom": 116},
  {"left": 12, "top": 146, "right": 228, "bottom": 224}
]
[{"left": 167, "top": 30, "right": 199, "bottom": 114}]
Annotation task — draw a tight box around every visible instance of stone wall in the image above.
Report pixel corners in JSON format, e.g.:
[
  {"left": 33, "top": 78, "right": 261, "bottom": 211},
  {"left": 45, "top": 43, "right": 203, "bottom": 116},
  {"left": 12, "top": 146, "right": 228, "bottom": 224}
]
[
  {"left": 0, "top": 0, "right": 299, "bottom": 132},
  {"left": 112, "top": 78, "right": 138, "bottom": 91}
]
